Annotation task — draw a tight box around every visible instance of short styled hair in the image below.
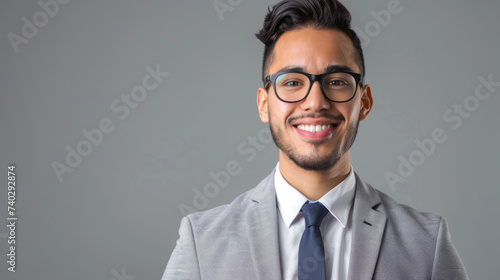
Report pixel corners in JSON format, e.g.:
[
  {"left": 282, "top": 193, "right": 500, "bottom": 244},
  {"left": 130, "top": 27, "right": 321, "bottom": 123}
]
[{"left": 255, "top": 0, "right": 365, "bottom": 83}]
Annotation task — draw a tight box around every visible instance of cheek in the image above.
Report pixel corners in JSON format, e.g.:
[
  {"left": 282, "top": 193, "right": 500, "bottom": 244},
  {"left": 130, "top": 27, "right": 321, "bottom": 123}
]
[
  {"left": 340, "top": 101, "right": 361, "bottom": 122},
  {"left": 269, "top": 100, "right": 295, "bottom": 123}
]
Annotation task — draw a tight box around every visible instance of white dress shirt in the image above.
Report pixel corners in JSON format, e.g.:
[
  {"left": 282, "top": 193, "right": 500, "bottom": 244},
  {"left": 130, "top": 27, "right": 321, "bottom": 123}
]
[{"left": 274, "top": 161, "right": 356, "bottom": 280}]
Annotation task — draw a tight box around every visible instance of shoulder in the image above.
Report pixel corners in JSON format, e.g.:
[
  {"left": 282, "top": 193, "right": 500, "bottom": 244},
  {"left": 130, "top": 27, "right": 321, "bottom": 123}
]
[
  {"left": 185, "top": 188, "right": 254, "bottom": 231},
  {"left": 377, "top": 187, "right": 442, "bottom": 227},
  {"left": 356, "top": 174, "right": 443, "bottom": 237},
  {"left": 357, "top": 178, "right": 468, "bottom": 278},
  {"left": 183, "top": 168, "right": 275, "bottom": 234}
]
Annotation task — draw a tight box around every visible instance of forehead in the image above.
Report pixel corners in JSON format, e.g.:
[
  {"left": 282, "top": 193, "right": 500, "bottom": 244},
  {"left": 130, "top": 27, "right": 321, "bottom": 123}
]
[{"left": 270, "top": 28, "right": 359, "bottom": 75}]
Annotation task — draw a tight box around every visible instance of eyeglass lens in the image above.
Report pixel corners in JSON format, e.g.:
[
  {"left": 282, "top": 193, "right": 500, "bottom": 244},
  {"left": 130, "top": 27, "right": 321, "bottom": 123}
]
[{"left": 274, "top": 72, "right": 356, "bottom": 102}]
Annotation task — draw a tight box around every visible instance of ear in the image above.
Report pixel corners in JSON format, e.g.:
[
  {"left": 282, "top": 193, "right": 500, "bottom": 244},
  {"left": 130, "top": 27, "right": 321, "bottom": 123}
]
[
  {"left": 358, "top": 84, "right": 373, "bottom": 121},
  {"left": 257, "top": 87, "right": 269, "bottom": 123}
]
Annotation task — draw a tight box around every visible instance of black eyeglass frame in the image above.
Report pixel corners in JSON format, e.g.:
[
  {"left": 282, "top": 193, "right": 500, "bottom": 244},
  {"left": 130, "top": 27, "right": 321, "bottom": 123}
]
[{"left": 263, "top": 70, "right": 364, "bottom": 103}]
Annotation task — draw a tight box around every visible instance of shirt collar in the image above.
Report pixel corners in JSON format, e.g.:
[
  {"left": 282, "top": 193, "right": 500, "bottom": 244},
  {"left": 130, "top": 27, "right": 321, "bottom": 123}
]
[{"left": 274, "top": 161, "right": 356, "bottom": 228}]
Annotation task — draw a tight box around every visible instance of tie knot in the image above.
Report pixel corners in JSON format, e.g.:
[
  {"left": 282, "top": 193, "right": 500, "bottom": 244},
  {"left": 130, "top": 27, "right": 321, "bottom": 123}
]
[{"left": 301, "top": 202, "right": 329, "bottom": 228}]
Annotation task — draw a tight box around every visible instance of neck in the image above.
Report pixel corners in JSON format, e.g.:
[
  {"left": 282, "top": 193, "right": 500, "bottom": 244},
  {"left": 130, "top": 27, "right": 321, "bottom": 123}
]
[{"left": 278, "top": 150, "right": 352, "bottom": 201}]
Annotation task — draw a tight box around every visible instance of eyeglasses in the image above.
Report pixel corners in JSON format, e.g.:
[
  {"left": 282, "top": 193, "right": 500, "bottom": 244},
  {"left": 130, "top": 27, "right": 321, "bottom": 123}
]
[{"left": 263, "top": 70, "right": 363, "bottom": 103}]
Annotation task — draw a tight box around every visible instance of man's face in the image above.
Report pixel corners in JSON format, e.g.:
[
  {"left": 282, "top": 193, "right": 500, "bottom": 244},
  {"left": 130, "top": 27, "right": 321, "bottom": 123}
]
[{"left": 257, "top": 28, "right": 373, "bottom": 171}]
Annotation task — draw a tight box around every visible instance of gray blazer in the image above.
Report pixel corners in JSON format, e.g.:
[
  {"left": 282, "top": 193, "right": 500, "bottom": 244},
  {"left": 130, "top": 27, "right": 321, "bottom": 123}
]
[{"left": 162, "top": 168, "right": 468, "bottom": 280}]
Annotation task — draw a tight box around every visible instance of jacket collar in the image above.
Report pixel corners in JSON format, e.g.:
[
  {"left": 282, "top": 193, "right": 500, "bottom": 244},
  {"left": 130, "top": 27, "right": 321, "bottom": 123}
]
[
  {"left": 347, "top": 171, "right": 387, "bottom": 280},
  {"left": 247, "top": 167, "right": 283, "bottom": 279}
]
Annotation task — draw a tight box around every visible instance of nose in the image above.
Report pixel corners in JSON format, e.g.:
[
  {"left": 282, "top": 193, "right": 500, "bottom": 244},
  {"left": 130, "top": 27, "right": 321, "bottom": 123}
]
[{"left": 300, "top": 81, "right": 331, "bottom": 111}]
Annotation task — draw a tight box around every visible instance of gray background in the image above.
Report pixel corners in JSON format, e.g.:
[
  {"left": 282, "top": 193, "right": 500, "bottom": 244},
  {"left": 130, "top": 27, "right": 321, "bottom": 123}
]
[{"left": 1, "top": 0, "right": 499, "bottom": 279}]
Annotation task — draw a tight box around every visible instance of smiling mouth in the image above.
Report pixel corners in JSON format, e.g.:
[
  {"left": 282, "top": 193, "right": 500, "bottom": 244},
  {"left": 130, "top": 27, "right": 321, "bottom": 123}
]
[{"left": 294, "top": 124, "right": 339, "bottom": 133}]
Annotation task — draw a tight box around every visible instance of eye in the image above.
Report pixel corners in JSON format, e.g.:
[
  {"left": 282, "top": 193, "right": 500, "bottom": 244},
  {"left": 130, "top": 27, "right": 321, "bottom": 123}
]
[
  {"left": 327, "top": 80, "right": 348, "bottom": 86},
  {"left": 284, "top": 80, "right": 301, "bottom": 87}
]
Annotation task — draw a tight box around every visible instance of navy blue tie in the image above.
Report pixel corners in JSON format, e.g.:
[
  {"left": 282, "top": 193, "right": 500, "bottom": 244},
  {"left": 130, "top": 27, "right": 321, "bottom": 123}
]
[{"left": 298, "top": 201, "right": 329, "bottom": 280}]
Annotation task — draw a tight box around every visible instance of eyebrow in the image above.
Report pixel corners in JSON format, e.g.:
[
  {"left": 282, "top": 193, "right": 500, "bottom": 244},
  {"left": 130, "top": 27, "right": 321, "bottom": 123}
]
[{"left": 276, "top": 64, "right": 355, "bottom": 73}]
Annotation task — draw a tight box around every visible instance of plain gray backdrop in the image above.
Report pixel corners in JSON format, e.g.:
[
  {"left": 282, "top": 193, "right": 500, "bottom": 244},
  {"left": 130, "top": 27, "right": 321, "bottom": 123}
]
[{"left": 1, "top": 0, "right": 499, "bottom": 279}]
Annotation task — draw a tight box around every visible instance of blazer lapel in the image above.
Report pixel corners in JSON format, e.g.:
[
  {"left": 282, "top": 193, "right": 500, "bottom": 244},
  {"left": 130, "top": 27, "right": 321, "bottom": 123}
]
[
  {"left": 348, "top": 172, "right": 387, "bottom": 280},
  {"left": 246, "top": 168, "right": 282, "bottom": 280}
]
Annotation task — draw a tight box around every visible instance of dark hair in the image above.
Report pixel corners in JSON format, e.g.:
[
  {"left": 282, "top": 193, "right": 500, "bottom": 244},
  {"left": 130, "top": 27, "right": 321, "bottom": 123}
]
[{"left": 255, "top": 0, "right": 365, "bottom": 83}]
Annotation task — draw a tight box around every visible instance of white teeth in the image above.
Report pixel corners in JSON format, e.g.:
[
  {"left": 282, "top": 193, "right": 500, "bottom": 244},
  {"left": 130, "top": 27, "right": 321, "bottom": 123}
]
[{"left": 297, "top": 124, "right": 332, "bottom": 132}]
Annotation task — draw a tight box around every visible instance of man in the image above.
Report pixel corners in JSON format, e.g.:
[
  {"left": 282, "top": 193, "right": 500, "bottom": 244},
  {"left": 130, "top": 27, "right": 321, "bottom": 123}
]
[{"left": 162, "top": 0, "right": 468, "bottom": 279}]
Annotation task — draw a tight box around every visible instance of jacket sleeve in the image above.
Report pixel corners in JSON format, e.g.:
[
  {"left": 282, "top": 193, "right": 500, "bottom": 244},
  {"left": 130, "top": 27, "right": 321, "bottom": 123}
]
[
  {"left": 431, "top": 217, "right": 469, "bottom": 280},
  {"left": 161, "top": 216, "right": 201, "bottom": 280}
]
